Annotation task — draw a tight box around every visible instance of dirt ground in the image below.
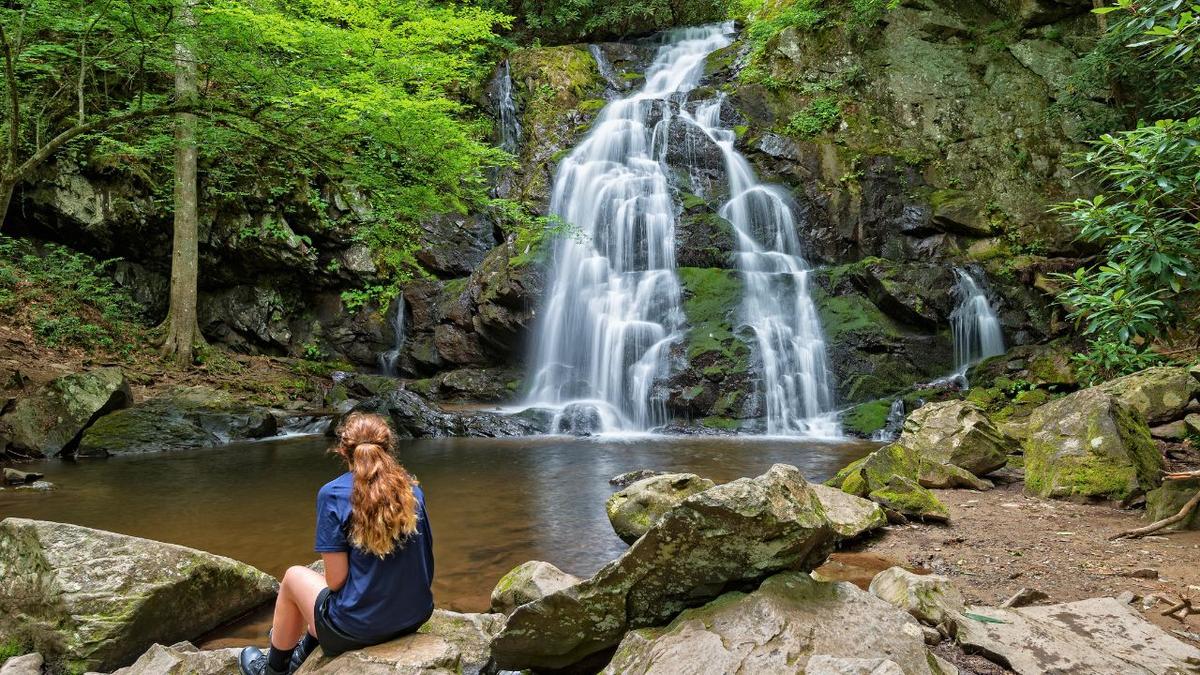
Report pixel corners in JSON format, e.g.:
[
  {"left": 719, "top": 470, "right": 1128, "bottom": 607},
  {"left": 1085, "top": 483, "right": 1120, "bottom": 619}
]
[{"left": 817, "top": 469, "right": 1200, "bottom": 671}]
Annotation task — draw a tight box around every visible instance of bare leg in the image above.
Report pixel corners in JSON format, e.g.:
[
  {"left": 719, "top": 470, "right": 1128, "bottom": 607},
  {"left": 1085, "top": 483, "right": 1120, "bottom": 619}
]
[{"left": 269, "top": 566, "right": 327, "bottom": 650}]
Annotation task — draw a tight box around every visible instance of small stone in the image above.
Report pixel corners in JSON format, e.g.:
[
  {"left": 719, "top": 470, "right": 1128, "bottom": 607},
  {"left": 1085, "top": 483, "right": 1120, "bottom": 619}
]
[
  {"left": 1116, "top": 591, "right": 1138, "bottom": 605},
  {"left": 3, "top": 468, "right": 44, "bottom": 485},
  {"left": 609, "top": 469, "right": 665, "bottom": 487},
  {"left": 921, "top": 626, "right": 942, "bottom": 645},
  {"left": 1000, "top": 587, "right": 1050, "bottom": 608},
  {"left": 1141, "top": 594, "right": 1162, "bottom": 610},
  {"left": 1126, "top": 568, "right": 1159, "bottom": 580}
]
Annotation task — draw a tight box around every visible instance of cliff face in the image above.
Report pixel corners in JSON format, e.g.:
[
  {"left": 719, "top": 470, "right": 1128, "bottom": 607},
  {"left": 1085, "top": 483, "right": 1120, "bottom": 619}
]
[{"left": 6, "top": 3, "right": 1107, "bottom": 427}]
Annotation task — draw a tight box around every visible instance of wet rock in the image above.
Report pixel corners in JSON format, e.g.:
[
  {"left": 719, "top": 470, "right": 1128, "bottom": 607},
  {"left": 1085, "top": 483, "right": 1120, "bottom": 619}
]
[
  {"left": 415, "top": 213, "right": 498, "bottom": 278},
  {"left": 490, "top": 561, "right": 581, "bottom": 615},
  {"left": 1145, "top": 477, "right": 1200, "bottom": 531},
  {"left": 675, "top": 208, "right": 736, "bottom": 269},
  {"left": 809, "top": 483, "right": 888, "bottom": 539},
  {"left": 955, "top": 597, "right": 1200, "bottom": 674},
  {"left": 1099, "top": 366, "right": 1200, "bottom": 425},
  {"left": 554, "top": 402, "right": 605, "bottom": 436},
  {"left": 999, "top": 587, "right": 1050, "bottom": 608},
  {"left": 0, "top": 518, "right": 277, "bottom": 673},
  {"left": 15, "top": 480, "right": 54, "bottom": 492},
  {"left": 355, "top": 386, "right": 550, "bottom": 438},
  {"left": 603, "top": 573, "right": 942, "bottom": 675},
  {"left": 870, "top": 567, "right": 965, "bottom": 626},
  {"left": 898, "top": 400, "right": 1015, "bottom": 477},
  {"left": 0, "top": 653, "right": 44, "bottom": 675},
  {"left": 109, "top": 643, "right": 239, "bottom": 675},
  {"left": 76, "top": 386, "right": 277, "bottom": 457},
  {"left": 491, "top": 464, "right": 837, "bottom": 671},
  {"left": 295, "top": 610, "right": 505, "bottom": 675},
  {"left": 1, "top": 367, "right": 131, "bottom": 457},
  {"left": 3, "top": 468, "right": 44, "bottom": 485},
  {"left": 1023, "top": 387, "right": 1162, "bottom": 501},
  {"left": 609, "top": 469, "right": 666, "bottom": 487},
  {"left": 605, "top": 473, "right": 716, "bottom": 544}
]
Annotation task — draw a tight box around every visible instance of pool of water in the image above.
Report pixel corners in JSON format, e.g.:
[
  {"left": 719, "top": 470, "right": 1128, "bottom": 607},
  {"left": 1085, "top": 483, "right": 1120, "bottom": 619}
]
[{"left": 0, "top": 433, "right": 876, "bottom": 645}]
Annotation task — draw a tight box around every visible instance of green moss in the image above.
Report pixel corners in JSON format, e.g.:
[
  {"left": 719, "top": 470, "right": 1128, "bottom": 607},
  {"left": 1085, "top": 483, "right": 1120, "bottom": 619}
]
[
  {"left": 577, "top": 98, "right": 606, "bottom": 115},
  {"left": 784, "top": 96, "right": 842, "bottom": 138},
  {"left": 843, "top": 398, "right": 892, "bottom": 436},
  {"left": 699, "top": 416, "right": 740, "bottom": 431},
  {"left": 677, "top": 267, "right": 750, "bottom": 373},
  {"left": 868, "top": 476, "right": 949, "bottom": 520}
]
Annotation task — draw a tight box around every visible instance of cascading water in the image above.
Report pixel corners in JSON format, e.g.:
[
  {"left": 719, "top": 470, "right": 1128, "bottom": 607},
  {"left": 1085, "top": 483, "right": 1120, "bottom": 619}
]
[
  {"left": 525, "top": 25, "right": 735, "bottom": 433},
  {"left": 950, "top": 267, "right": 1005, "bottom": 375},
  {"left": 378, "top": 297, "right": 407, "bottom": 377},
  {"left": 495, "top": 60, "right": 522, "bottom": 154},
  {"left": 872, "top": 398, "right": 906, "bottom": 442},
  {"left": 684, "top": 96, "right": 839, "bottom": 436}
]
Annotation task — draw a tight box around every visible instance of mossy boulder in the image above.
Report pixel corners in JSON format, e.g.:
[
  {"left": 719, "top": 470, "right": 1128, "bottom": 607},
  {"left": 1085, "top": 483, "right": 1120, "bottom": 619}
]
[
  {"left": 1023, "top": 387, "right": 1163, "bottom": 501},
  {"left": 295, "top": 610, "right": 506, "bottom": 675},
  {"left": 76, "top": 386, "right": 276, "bottom": 457},
  {"left": 1098, "top": 366, "right": 1200, "bottom": 426},
  {"left": 1144, "top": 477, "right": 1200, "bottom": 532},
  {"left": 868, "top": 567, "right": 965, "bottom": 626},
  {"left": 490, "top": 561, "right": 581, "bottom": 615},
  {"left": 603, "top": 572, "right": 944, "bottom": 675},
  {"left": 1, "top": 367, "right": 131, "bottom": 457},
  {"left": 605, "top": 473, "right": 717, "bottom": 544},
  {"left": 490, "top": 465, "right": 836, "bottom": 671},
  {"left": 869, "top": 475, "right": 951, "bottom": 522},
  {"left": 898, "top": 400, "right": 1015, "bottom": 476},
  {"left": 827, "top": 444, "right": 950, "bottom": 521},
  {"left": 967, "top": 341, "right": 1079, "bottom": 391},
  {"left": 0, "top": 518, "right": 277, "bottom": 673},
  {"left": 809, "top": 483, "right": 888, "bottom": 539}
]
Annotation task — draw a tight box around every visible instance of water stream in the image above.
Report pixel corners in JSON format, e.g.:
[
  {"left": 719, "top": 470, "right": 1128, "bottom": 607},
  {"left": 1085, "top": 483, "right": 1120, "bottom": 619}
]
[
  {"left": 524, "top": 26, "right": 735, "bottom": 433},
  {"left": 377, "top": 297, "right": 406, "bottom": 377},
  {"left": 950, "top": 267, "right": 1005, "bottom": 378}
]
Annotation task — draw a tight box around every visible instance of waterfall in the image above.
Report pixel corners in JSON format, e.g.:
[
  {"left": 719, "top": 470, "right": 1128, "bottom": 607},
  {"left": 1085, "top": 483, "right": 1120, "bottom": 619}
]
[
  {"left": 685, "top": 97, "right": 839, "bottom": 436},
  {"left": 496, "top": 60, "right": 522, "bottom": 154},
  {"left": 951, "top": 268, "right": 1005, "bottom": 374},
  {"left": 871, "top": 398, "right": 906, "bottom": 441},
  {"left": 588, "top": 44, "right": 627, "bottom": 92},
  {"left": 378, "top": 297, "right": 406, "bottom": 377},
  {"left": 525, "top": 25, "right": 735, "bottom": 434}
]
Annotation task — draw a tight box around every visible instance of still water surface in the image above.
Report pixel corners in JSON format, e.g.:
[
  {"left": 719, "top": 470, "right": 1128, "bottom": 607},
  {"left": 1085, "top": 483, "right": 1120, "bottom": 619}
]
[{"left": 0, "top": 434, "right": 875, "bottom": 644}]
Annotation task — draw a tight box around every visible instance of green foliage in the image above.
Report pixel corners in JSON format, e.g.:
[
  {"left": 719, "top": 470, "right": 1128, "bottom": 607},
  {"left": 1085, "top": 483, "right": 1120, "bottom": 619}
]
[
  {"left": 490, "top": 198, "right": 580, "bottom": 268},
  {"left": 518, "top": 0, "right": 728, "bottom": 41},
  {"left": 1070, "top": 336, "right": 1165, "bottom": 385},
  {"left": 784, "top": 96, "right": 842, "bottom": 137},
  {"left": 0, "top": 235, "right": 145, "bottom": 352}
]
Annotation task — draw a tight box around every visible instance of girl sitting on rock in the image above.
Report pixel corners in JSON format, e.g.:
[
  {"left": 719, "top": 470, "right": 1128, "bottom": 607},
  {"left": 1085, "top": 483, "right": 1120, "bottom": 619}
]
[{"left": 239, "top": 412, "right": 435, "bottom": 675}]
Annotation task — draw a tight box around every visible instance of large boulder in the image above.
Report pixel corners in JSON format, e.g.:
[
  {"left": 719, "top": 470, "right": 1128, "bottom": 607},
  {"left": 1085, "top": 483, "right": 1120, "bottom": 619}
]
[
  {"left": 1099, "top": 366, "right": 1200, "bottom": 425},
  {"left": 603, "top": 572, "right": 947, "bottom": 675},
  {"left": 76, "top": 386, "right": 276, "bottom": 456},
  {"left": 491, "top": 464, "right": 837, "bottom": 671},
  {"left": 295, "top": 610, "right": 505, "bottom": 675},
  {"left": 490, "top": 561, "right": 581, "bottom": 615},
  {"left": 1023, "top": 387, "right": 1163, "bottom": 501},
  {"left": 955, "top": 597, "right": 1200, "bottom": 674},
  {"left": 827, "top": 445, "right": 951, "bottom": 521},
  {"left": 605, "top": 473, "right": 716, "bottom": 544},
  {"left": 0, "top": 518, "right": 277, "bottom": 673},
  {"left": 809, "top": 483, "right": 888, "bottom": 539},
  {"left": 868, "top": 567, "right": 965, "bottom": 626},
  {"left": 1, "top": 368, "right": 131, "bottom": 457},
  {"left": 109, "top": 643, "right": 239, "bottom": 675},
  {"left": 897, "top": 400, "right": 1015, "bottom": 476}
]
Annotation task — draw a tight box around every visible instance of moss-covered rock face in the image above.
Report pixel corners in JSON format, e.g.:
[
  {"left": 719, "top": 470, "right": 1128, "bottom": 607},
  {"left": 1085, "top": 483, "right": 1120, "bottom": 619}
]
[
  {"left": 603, "top": 572, "right": 940, "bottom": 675},
  {"left": 605, "top": 473, "right": 717, "bottom": 544},
  {"left": 1, "top": 367, "right": 131, "bottom": 457},
  {"left": 967, "top": 340, "right": 1080, "bottom": 391},
  {"left": 1098, "top": 366, "right": 1200, "bottom": 426},
  {"left": 0, "top": 518, "right": 277, "bottom": 673},
  {"left": 1022, "top": 387, "right": 1164, "bottom": 502},
  {"left": 491, "top": 464, "right": 836, "bottom": 671},
  {"left": 899, "top": 400, "right": 1016, "bottom": 476},
  {"left": 489, "top": 561, "right": 581, "bottom": 615}
]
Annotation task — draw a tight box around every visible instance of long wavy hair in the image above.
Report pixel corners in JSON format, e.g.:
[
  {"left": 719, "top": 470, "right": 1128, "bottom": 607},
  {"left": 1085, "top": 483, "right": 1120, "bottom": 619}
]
[{"left": 331, "top": 412, "right": 419, "bottom": 557}]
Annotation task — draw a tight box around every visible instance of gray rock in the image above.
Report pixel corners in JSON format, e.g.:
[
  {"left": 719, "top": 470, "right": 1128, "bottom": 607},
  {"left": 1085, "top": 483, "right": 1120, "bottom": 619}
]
[
  {"left": 1, "top": 367, "right": 131, "bottom": 457},
  {"left": 2, "top": 468, "right": 43, "bottom": 485},
  {"left": 869, "top": 567, "right": 965, "bottom": 626},
  {"left": 956, "top": 597, "right": 1200, "bottom": 674},
  {"left": 1099, "top": 366, "right": 1200, "bottom": 425},
  {"left": 605, "top": 473, "right": 716, "bottom": 544},
  {"left": 77, "top": 386, "right": 277, "bottom": 457},
  {"left": 489, "top": 561, "right": 580, "bottom": 615},
  {"left": 1023, "top": 387, "right": 1162, "bottom": 501},
  {"left": 109, "top": 643, "right": 239, "bottom": 675},
  {"left": 603, "top": 573, "right": 943, "bottom": 675},
  {"left": 353, "top": 387, "right": 550, "bottom": 438},
  {"left": 809, "top": 483, "right": 888, "bottom": 539},
  {"left": 491, "top": 464, "right": 837, "bottom": 671},
  {"left": 609, "top": 469, "right": 665, "bottom": 487},
  {"left": 898, "top": 400, "right": 1014, "bottom": 477},
  {"left": 0, "top": 518, "right": 278, "bottom": 673},
  {"left": 0, "top": 653, "right": 44, "bottom": 675},
  {"left": 295, "top": 610, "right": 504, "bottom": 675},
  {"left": 1150, "top": 420, "right": 1189, "bottom": 440},
  {"left": 999, "top": 587, "right": 1049, "bottom": 608}
]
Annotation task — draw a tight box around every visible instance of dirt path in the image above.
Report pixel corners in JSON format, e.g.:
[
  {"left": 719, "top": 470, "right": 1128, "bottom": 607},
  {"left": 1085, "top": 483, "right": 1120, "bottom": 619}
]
[{"left": 836, "top": 473, "right": 1200, "bottom": 650}]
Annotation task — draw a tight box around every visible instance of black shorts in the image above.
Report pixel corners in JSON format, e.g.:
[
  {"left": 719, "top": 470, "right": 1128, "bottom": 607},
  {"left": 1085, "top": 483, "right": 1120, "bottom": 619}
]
[{"left": 313, "top": 588, "right": 432, "bottom": 658}]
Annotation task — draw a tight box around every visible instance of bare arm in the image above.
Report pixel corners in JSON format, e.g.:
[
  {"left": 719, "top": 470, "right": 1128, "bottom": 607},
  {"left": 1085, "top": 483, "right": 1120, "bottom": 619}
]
[{"left": 321, "top": 551, "right": 349, "bottom": 591}]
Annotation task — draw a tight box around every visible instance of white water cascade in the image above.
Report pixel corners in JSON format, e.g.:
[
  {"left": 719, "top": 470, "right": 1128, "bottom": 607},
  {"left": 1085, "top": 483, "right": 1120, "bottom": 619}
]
[
  {"left": 950, "top": 268, "right": 1005, "bottom": 374},
  {"left": 496, "top": 60, "right": 522, "bottom": 154},
  {"left": 685, "top": 96, "right": 840, "bottom": 436},
  {"left": 525, "top": 25, "right": 736, "bottom": 433},
  {"left": 378, "top": 297, "right": 407, "bottom": 377}
]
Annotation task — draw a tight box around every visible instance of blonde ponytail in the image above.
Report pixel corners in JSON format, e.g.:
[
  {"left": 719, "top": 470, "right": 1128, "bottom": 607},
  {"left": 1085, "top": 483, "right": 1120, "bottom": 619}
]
[{"left": 333, "top": 413, "right": 418, "bottom": 557}]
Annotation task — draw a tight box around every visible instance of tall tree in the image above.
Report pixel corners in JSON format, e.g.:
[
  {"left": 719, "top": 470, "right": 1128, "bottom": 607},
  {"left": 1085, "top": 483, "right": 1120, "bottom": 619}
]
[{"left": 161, "top": 0, "right": 203, "bottom": 366}]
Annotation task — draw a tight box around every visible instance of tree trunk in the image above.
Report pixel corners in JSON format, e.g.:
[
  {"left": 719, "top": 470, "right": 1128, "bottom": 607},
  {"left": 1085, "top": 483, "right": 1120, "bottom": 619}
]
[
  {"left": 0, "top": 179, "right": 14, "bottom": 229},
  {"left": 160, "top": 1, "right": 203, "bottom": 367}
]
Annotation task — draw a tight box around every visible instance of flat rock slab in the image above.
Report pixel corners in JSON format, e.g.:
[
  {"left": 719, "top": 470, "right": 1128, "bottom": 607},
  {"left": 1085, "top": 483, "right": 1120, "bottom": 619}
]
[
  {"left": 957, "top": 597, "right": 1200, "bottom": 674},
  {"left": 107, "top": 643, "right": 240, "bottom": 675}
]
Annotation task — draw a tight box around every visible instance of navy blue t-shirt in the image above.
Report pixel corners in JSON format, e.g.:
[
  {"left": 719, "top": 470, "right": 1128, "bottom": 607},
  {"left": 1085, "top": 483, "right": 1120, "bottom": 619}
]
[{"left": 314, "top": 472, "right": 435, "bottom": 639}]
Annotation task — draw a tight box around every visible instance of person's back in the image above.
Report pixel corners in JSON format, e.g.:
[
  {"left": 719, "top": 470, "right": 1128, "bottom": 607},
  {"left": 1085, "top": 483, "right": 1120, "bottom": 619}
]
[
  {"left": 315, "top": 472, "right": 434, "bottom": 639},
  {"left": 240, "top": 413, "right": 435, "bottom": 675}
]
